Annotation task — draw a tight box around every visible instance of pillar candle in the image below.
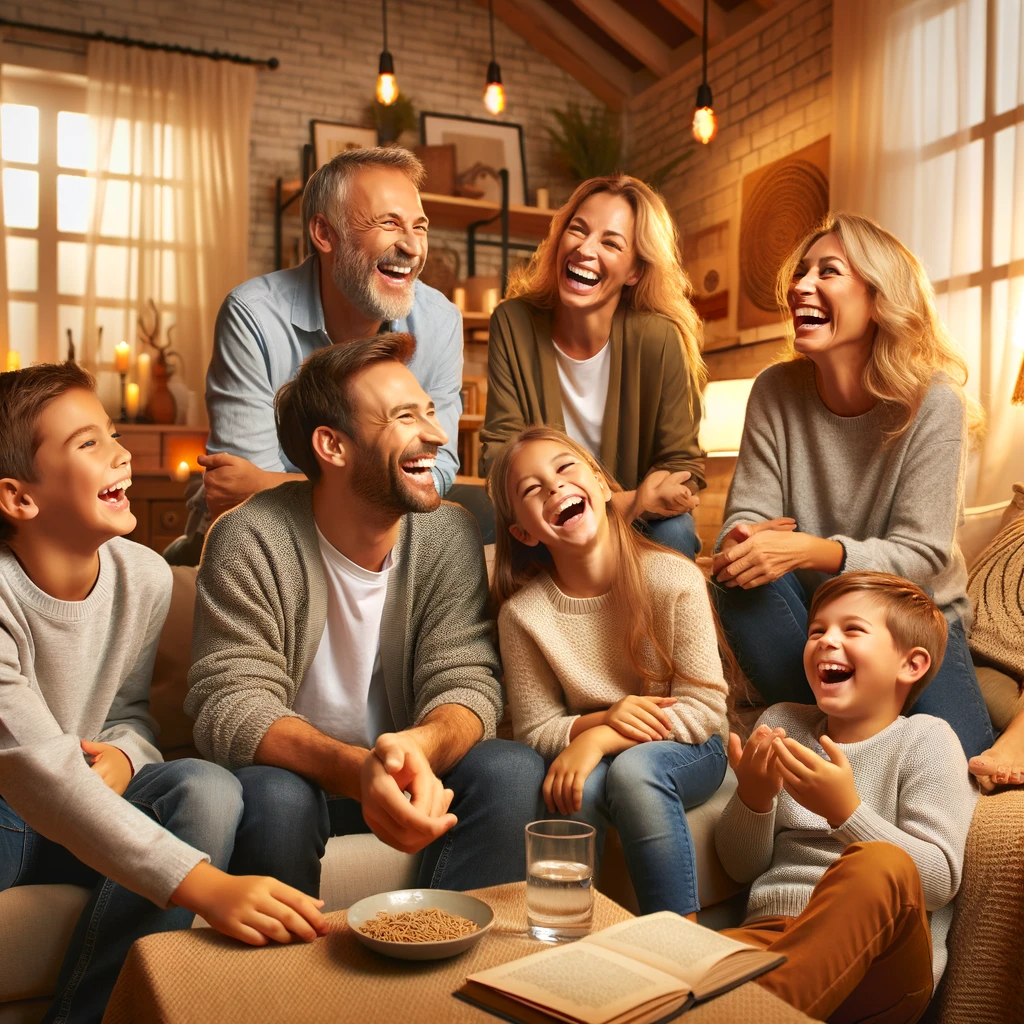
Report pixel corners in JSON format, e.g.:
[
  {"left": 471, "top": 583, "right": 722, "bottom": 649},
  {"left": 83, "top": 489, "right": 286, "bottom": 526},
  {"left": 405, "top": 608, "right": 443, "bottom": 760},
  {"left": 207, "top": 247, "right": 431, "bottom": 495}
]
[
  {"left": 125, "top": 383, "right": 139, "bottom": 420},
  {"left": 136, "top": 352, "right": 151, "bottom": 408},
  {"left": 172, "top": 460, "right": 191, "bottom": 483},
  {"left": 114, "top": 342, "right": 131, "bottom": 374},
  {"left": 5, "top": 350, "right": 20, "bottom": 372},
  {"left": 535, "top": 188, "right": 550, "bottom": 209}
]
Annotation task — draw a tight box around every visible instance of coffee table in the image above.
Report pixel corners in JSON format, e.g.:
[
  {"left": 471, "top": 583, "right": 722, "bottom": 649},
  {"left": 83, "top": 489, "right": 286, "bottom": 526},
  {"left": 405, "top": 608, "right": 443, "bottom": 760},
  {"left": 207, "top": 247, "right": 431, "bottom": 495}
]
[{"left": 102, "top": 883, "right": 815, "bottom": 1023}]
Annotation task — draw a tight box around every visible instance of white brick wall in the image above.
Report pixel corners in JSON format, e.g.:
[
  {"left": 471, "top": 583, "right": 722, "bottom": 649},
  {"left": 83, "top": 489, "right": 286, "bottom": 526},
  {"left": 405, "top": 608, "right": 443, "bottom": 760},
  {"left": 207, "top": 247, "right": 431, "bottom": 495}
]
[
  {"left": 0, "top": 0, "right": 601, "bottom": 276},
  {"left": 626, "top": 0, "right": 832, "bottom": 343}
]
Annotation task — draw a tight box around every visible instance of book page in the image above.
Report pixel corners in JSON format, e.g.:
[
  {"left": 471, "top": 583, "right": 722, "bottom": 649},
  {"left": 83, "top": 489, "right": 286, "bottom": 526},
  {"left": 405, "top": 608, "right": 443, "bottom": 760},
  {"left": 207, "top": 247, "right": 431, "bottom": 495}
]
[
  {"left": 467, "top": 942, "right": 689, "bottom": 1024},
  {"left": 586, "top": 912, "right": 757, "bottom": 986}
]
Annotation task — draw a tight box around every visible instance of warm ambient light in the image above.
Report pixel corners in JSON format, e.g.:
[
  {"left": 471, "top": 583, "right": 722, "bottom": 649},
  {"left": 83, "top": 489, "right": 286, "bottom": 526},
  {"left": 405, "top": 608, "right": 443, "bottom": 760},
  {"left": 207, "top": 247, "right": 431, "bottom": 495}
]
[
  {"left": 484, "top": 74, "right": 506, "bottom": 116},
  {"left": 698, "top": 378, "right": 755, "bottom": 456},
  {"left": 5, "top": 350, "right": 20, "bottom": 372},
  {"left": 376, "top": 1, "right": 398, "bottom": 106},
  {"left": 114, "top": 341, "right": 131, "bottom": 373},
  {"left": 172, "top": 460, "right": 191, "bottom": 483},
  {"left": 692, "top": 104, "right": 718, "bottom": 145},
  {"left": 125, "top": 382, "right": 140, "bottom": 420}
]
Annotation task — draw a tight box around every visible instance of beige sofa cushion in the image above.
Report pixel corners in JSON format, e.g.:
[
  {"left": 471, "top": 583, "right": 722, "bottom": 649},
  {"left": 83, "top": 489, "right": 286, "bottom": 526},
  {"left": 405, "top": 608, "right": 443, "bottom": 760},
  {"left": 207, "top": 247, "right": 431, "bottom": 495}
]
[{"left": 0, "top": 885, "right": 90, "bottom": 1002}]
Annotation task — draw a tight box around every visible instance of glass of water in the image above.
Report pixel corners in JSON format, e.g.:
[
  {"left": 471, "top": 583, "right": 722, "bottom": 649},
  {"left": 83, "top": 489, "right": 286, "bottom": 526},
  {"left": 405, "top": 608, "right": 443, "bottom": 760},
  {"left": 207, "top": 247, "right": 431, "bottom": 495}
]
[{"left": 525, "top": 820, "right": 596, "bottom": 942}]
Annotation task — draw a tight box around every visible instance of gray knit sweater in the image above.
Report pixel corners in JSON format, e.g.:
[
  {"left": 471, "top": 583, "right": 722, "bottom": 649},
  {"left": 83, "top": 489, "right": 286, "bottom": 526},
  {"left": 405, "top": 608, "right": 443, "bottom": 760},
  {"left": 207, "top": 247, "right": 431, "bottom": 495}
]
[
  {"left": 718, "top": 360, "right": 971, "bottom": 625},
  {"left": 0, "top": 538, "right": 206, "bottom": 907},
  {"left": 186, "top": 482, "right": 504, "bottom": 768},
  {"left": 714, "top": 703, "right": 977, "bottom": 985}
]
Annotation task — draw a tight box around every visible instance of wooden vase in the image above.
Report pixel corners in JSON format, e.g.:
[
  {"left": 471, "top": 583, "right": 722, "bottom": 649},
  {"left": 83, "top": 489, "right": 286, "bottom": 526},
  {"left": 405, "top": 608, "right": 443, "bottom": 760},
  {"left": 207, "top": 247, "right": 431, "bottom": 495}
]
[{"left": 144, "top": 354, "right": 177, "bottom": 425}]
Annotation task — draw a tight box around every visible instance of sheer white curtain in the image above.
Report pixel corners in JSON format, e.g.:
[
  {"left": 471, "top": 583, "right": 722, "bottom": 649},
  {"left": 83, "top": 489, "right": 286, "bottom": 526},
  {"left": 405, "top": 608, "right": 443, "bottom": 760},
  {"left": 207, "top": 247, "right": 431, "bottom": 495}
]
[
  {"left": 832, "top": 0, "right": 1024, "bottom": 505},
  {"left": 83, "top": 42, "right": 255, "bottom": 404}
]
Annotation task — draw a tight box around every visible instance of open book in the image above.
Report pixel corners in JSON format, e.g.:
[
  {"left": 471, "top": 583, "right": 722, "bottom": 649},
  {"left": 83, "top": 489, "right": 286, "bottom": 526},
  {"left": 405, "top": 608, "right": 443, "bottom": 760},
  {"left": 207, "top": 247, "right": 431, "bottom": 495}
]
[{"left": 455, "top": 912, "right": 785, "bottom": 1024}]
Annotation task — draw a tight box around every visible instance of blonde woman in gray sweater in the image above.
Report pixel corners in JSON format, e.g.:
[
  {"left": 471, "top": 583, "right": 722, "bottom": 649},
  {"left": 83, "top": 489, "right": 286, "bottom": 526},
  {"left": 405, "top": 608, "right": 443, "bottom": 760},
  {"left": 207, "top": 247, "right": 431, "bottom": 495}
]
[{"left": 712, "top": 212, "right": 993, "bottom": 758}]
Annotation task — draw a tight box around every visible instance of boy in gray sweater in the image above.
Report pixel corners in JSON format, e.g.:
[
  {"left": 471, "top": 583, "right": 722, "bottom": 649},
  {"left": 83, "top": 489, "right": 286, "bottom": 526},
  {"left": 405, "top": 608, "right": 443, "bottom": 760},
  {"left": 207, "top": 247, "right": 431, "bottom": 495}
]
[
  {"left": 715, "top": 571, "right": 977, "bottom": 1022},
  {"left": 0, "top": 364, "right": 325, "bottom": 1024}
]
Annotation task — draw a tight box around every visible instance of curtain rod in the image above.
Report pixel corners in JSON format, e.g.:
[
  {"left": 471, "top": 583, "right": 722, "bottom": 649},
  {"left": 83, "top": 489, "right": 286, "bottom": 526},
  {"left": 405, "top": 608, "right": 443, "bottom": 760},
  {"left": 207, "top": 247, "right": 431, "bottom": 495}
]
[{"left": 0, "top": 17, "right": 279, "bottom": 68}]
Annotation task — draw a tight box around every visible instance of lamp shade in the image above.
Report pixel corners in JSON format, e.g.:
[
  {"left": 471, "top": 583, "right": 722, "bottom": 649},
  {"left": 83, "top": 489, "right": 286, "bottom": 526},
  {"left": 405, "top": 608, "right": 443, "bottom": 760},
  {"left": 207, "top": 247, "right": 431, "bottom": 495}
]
[{"left": 699, "top": 378, "right": 755, "bottom": 455}]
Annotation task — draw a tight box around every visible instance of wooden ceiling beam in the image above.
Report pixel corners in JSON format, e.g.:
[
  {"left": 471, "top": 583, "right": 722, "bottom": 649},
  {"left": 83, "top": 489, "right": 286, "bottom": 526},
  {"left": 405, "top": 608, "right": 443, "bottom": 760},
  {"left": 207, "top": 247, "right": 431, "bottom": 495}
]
[
  {"left": 480, "top": 0, "right": 633, "bottom": 111},
  {"left": 566, "top": 0, "right": 675, "bottom": 79},
  {"left": 655, "top": 0, "right": 727, "bottom": 46}
]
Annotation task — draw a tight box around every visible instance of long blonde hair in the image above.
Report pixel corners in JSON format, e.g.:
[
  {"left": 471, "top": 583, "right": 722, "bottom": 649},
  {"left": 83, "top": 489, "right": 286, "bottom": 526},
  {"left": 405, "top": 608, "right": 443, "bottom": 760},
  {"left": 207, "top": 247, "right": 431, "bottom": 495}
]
[
  {"left": 507, "top": 175, "right": 707, "bottom": 407},
  {"left": 777, "top": 212, "right": 985, "bottom": 441},
  {"left": 488, "top": 426, "right": 719, "bottom": 698}
]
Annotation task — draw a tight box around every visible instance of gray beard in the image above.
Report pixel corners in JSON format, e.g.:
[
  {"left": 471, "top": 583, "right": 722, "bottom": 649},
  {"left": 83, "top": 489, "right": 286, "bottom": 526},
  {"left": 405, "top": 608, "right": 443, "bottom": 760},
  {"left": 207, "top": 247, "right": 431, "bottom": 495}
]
[{"left": 330, "top": 236, "right": 416, "bottom": 324}]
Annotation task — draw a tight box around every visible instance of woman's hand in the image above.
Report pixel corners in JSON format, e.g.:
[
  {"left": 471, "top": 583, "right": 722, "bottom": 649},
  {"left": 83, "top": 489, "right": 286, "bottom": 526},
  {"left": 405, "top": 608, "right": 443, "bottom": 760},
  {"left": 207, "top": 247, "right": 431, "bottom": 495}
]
[
  {"left": 603, "top": 695, "right": 677, "bottom": 743},
  {"left": 636, "top": 470, "right": 698, "bottom": 519},
  {"left": 714, "top": 528, "right": 810, "bottom": 588},
  {"left": 543, "top": 734, "right": 607, "bottom": 815}
]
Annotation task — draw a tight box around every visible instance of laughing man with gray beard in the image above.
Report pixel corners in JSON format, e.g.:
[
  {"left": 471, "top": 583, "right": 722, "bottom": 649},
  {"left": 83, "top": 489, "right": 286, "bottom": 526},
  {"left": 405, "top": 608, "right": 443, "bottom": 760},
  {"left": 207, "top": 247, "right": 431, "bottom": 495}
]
[{"left": 189, "top": 147, "right": 462, "bottom": 530}]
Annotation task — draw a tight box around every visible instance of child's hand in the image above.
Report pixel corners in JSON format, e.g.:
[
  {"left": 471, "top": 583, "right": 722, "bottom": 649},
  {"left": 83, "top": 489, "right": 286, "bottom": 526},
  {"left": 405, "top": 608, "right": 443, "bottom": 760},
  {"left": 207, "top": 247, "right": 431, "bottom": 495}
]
[
  {"left": 543, "top": 734, "right": 606, "bottom": 815},
  {"left": 603, "top": 695, "right": 677, "bottom": 743},
  {"left": 81, "top": 740, "right": 133, "bottom": 796},
  {"left": 728, "top": 725, "right": 786, "bottom": 813},
  {"left": 172, "top": 861, "right": 328, "bottom": 946},
  {"left": 772, "top": 735, "right": 861, "bottom": 827}
]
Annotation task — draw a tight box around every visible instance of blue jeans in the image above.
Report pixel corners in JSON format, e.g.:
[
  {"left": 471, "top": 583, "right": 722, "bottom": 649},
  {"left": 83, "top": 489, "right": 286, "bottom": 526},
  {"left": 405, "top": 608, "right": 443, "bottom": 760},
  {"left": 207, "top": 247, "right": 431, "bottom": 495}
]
[
  {"left": 0, "top": 759, "right": 243, "bottom": 1024},
  {"left": 564, "top": 736, "right": 727, "bottom": 916},
  {"left": 636, "top": 512, "right": 699, "bottom": 561},
  {"left": 713, "top": 572, "right": 995, "bottom": 758},
  {"left": 230, "top": 739, "right": 546, "bottom": 896}
]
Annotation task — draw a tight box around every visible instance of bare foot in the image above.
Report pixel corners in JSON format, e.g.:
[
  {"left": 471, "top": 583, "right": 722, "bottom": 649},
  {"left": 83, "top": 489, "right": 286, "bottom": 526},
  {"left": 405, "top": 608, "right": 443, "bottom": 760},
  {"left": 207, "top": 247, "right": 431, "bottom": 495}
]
[{"left": 969, "top": 710, "right": 1024, "bottom": 791}]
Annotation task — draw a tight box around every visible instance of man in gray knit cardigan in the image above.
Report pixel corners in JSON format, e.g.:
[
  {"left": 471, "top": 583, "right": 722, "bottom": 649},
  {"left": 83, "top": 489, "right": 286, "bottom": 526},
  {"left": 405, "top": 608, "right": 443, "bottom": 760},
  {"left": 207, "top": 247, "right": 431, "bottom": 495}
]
[{"left": 185, "top": 333, "right": 544, "bottom": 895}]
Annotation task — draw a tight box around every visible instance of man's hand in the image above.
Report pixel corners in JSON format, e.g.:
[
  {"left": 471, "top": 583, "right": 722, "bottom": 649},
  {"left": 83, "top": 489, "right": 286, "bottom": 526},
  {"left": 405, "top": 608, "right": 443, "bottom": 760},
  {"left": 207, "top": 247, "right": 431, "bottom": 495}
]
[
  {"left": 636, "top": 470, "right": 699, "bottom": 519},
  {"left": 81, "top": 740, "right": 133, "bottom": 796},
  {"left": 772, "top": 735, "right": 861, "bottom": 827},
  {"left": 360, "top": 732, "right": 457, "bottom": 854},
  {"left": 171, "top": 861, "right": 327, "bottom": 946},
  {"left": 727, "top": 725, "right": 786, "bottom": 813},
  {"left": 198, "top": 453, "right": 272, "bottom": 519},
  {"left": 603, "top": 695, "right": 676, "bottom": 744},
  {"left": 543, "top": 732, "right": 607, "bottom": 815}
]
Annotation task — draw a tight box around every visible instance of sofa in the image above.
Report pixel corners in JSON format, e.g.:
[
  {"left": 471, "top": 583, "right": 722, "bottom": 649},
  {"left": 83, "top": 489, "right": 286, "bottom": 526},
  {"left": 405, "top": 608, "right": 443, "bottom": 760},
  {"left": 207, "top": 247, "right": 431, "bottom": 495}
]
[{"left": 2, "top": 503, "right": 1022, "bottom": 1024}]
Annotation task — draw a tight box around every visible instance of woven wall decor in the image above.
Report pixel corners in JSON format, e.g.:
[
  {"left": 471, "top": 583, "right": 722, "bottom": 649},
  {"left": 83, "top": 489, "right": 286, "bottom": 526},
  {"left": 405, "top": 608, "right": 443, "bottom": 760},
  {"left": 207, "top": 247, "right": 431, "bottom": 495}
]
[{"left": 738, "top": 137, "right": 830, "bottom": 330}]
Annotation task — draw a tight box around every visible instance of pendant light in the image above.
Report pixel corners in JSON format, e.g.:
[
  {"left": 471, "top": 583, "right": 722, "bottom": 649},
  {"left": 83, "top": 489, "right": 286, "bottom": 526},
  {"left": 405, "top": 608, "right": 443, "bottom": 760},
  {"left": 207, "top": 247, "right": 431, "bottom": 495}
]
[
  {"left": 691, "top": 0, "right": 718, "bottom": 145},
  {"left": 376, "top": 0, "right": 398, "bottom": 106},
  {"left": 483, "top": 0, "right": 506, "bottom": 115}
]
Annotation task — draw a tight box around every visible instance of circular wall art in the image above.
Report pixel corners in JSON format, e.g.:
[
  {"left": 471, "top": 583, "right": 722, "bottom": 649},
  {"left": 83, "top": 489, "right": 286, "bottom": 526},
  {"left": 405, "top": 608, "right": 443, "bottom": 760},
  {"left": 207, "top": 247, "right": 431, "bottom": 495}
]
[{"left": 739, "top": 157, "right": 829, "bottom": 315}]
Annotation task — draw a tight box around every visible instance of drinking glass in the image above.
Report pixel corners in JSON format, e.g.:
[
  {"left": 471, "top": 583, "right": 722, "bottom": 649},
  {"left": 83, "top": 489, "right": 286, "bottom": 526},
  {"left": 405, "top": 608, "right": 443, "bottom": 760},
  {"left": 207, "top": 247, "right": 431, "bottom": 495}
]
[{"left": 525, "top": 820, "right": 596, "bottom": 942}]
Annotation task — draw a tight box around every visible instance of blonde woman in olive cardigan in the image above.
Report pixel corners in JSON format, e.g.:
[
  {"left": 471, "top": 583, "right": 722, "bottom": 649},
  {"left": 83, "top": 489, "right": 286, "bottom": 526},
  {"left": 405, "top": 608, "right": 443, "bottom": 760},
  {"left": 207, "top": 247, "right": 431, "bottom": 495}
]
[{"left": 480, "top": 175, "right": 707, "bottom": 558}]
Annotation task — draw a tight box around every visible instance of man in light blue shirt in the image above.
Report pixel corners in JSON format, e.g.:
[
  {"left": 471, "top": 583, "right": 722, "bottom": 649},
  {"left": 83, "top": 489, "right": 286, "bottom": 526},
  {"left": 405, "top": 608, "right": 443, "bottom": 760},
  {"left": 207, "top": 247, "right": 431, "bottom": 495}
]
[{"left": 192, "top": 147, "right": 462, "bottom": 526}]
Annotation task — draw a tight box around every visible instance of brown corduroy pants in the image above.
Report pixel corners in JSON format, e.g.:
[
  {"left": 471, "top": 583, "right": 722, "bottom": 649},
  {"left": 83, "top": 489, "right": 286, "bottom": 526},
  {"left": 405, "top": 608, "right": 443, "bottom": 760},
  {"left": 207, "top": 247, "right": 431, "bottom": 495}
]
[{"left": 723, "top": 842, "right": 934, "bottom": 1024}]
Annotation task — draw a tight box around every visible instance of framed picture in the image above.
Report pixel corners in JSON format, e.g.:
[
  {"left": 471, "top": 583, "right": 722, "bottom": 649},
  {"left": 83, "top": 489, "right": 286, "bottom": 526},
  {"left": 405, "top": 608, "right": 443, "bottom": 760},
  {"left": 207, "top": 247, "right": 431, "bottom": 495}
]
[
  {"left": 420, "top": 112, "right": 527, "bottom": 206},
  {"left": 310, "top": 120, "right": 378, "bottom": 169}
]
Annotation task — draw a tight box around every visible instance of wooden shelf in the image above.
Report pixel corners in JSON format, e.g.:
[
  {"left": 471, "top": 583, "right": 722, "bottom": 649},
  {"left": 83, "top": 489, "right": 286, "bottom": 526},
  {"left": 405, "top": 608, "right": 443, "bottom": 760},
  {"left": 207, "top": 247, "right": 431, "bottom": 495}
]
[
  {"left": 276, "top": 182, "right": 554, "bottom": 239},
  {"left": 461, "top": 311, "right": 491, "bottom": 331}
]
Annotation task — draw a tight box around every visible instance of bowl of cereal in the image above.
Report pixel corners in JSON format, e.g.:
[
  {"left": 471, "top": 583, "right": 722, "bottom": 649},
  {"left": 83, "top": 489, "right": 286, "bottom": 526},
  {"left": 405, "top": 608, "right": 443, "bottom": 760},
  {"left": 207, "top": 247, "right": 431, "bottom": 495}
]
[{"left": 346, "top": 889, "right": 495, "bottom": 960}]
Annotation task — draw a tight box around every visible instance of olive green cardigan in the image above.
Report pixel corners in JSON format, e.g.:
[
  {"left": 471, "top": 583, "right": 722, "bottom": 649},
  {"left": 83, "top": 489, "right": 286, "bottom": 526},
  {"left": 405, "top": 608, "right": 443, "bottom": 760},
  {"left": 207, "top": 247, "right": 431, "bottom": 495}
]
[{"left": 479, "top": 298, "right": 706, "bottom": 490}]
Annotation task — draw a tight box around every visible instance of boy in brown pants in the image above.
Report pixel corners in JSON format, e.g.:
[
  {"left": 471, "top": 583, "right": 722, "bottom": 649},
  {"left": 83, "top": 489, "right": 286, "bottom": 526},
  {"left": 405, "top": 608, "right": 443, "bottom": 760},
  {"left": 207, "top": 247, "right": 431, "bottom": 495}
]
[{"left": 715, "top": 572, "right": 978, "bottom": 1023}]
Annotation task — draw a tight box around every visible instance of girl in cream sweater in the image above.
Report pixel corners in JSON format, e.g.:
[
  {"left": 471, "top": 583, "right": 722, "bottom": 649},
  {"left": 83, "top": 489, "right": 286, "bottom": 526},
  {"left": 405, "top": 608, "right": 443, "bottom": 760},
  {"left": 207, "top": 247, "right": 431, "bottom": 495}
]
[{"left": 489, "top": 426, "right": 730, "bottom": 916}]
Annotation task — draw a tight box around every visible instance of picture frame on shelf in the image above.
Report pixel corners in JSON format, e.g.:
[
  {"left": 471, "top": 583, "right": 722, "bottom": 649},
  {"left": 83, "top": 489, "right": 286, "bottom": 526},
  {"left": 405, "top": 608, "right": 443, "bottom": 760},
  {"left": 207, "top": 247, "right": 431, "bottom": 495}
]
[
  {"left": 420, "top": 112, "right": 527, "bottom": 206},
  {"left": 310, "top": 120, "right": 378, "bottom": 169}
]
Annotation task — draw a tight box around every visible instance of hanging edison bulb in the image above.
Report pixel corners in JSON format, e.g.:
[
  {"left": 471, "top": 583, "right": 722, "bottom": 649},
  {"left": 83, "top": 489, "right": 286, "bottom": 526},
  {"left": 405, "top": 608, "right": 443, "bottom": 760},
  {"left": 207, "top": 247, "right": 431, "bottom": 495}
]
[
  {"left": 691, "top": 82, "right": 718, "bottom": 145},
  {"left": 483, "top": 61, "right": 505, "bottom": 115},
  {"left": 377, "top": 51, "right": 398, "bottom": 106}
]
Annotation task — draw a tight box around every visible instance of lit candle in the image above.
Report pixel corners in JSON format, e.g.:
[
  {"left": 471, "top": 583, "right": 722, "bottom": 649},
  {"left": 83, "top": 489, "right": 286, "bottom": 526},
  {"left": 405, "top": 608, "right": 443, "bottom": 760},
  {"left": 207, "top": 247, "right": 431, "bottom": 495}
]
[
  {"left": 172, "top": 460, "right": 191, "bottom": 483},
  {"left": 136, "top": 352, "right": 151, "bottom": 408},
  {"left": 125, "top": 383, "right": 139, "bottom": 420},
  {"left": 114, "top": 342, "right": 131, "bottom": 374},
  {"left": 5, "top": 350, "right": 20, "bottom": 372}
]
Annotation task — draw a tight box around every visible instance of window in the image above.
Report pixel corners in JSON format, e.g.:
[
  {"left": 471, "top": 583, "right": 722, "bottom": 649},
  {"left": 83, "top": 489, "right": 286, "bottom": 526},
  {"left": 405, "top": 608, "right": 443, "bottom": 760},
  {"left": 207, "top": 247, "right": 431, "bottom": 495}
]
[{"left": 1, "top": 67, "right": 180, "bottom": 367}]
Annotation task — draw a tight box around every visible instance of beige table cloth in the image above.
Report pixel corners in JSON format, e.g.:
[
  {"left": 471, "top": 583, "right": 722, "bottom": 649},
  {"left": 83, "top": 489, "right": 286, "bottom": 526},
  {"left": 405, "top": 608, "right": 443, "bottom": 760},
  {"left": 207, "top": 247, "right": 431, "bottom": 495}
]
[{"left": 103, "top": 883, "right": 815, "bottom": 1024}]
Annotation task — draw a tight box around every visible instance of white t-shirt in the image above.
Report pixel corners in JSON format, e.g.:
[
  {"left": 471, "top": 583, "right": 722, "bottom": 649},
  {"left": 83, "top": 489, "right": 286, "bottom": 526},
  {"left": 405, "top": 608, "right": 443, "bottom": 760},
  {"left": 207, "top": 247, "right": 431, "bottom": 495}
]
[
  {"left": 554, "top": 339, "right": 611, "bottom": 458},
  {"left": 293, "top": 526, "right": 395, "bottom": 748}
]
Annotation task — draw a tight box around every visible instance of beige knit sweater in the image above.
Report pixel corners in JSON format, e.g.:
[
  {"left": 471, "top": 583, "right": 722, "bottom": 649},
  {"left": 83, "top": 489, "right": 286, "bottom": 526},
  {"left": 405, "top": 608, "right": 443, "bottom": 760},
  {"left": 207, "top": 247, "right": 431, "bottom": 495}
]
[{"left": 497, "top": 549, "right": 729, "bottom": 761}]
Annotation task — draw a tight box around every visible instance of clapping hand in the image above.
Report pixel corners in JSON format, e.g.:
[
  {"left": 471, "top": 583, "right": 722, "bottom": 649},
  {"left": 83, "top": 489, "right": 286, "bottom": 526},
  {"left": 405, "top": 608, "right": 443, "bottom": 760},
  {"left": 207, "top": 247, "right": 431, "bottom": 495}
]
[
  {"left": 771, "top": 735, "right": 861, "bottom": 827},
  {"left": 727, "top": 725, "right": 786, "bottom": 813}
]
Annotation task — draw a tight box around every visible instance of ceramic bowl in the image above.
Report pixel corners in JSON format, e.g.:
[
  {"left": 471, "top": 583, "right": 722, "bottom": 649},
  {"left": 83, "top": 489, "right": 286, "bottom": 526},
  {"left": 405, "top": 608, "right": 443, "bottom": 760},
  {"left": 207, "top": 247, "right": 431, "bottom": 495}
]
[{"left": 346, "top": 888, "right": 495, "bottom": 961}]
